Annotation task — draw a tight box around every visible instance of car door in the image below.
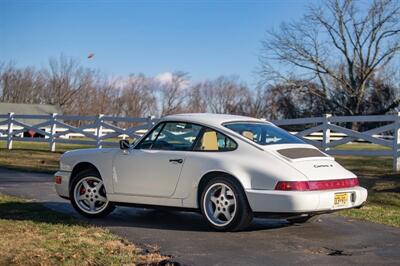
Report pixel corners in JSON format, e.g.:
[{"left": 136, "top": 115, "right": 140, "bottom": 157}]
[{"left": 113, "top": 121, "right": 203, "bottom": 197}]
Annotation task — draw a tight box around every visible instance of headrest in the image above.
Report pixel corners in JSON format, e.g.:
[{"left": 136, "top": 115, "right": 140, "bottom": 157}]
[
  {"left": 201, "top": 131, "right": 218, "bottom": 150},
  {"left": 242, "top": 130, "right": 254, "bottom": 140}
]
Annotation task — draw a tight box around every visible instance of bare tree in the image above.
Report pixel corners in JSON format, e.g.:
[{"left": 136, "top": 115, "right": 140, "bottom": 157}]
[
  {"left": 118, "top": 74, "right": 157, "bottom": 118},
  {"left": 260, "top": 0, "right": 400, "bottom": 116},
  {"left": 366, "top": 68, "right": 400, "bottom": 114},
  {"left": 245, "top": 87, "right": 273, "bottom": 118},
  {"left": 156, "top": 72, "right": 189, "bottom": 116},
  {"left": 0, "top": 63, "right": 45, "bottom": 104},
  {"left": 199, "top": 76, "right": 251, "bottom": 115},
  {"left": 263, "top": 81, "right": 328, "bottom": 120},
  {"left": 70, "top": 75, "right": 119, "bottom": 117},
  {"left": 185, "top": 82, "right": 207, "bottom": 113},
  {"left": 43, "top": 55, "right": 94, "bottom": 109}
]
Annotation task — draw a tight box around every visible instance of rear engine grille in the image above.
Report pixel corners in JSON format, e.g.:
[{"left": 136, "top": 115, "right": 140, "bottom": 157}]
[{"left": 277, "top": 148, "right": 326, "bottom": 159}]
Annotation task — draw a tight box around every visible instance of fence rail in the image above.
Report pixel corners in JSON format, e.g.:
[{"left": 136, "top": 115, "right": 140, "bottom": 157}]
[
  {"left": 0, "top": 113, "right": 158, "bottom": 150},
  {"left": 272, "top": 113, "right": 398, "bottom": 171},
  {"left": 1, "top": 113, "right": 399, "bottom": 171}
]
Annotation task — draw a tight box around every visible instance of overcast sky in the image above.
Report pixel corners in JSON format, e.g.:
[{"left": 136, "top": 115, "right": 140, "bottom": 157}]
[{"left": 0, "top": 0, "right": 315, "bottom": 85}]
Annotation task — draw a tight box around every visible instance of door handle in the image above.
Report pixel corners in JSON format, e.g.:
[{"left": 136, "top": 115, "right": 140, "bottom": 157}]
[{"left": 169, "top": 159, "right": 183, "bottom": 164}]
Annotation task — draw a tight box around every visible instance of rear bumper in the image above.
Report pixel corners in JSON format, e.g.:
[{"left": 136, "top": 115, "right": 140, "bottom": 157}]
[
  {"left": 54, "top": 171, "right": 71, "bottom": 199},
  {"left": 245, "top": 186, "right": 368, "bottom": 213}
]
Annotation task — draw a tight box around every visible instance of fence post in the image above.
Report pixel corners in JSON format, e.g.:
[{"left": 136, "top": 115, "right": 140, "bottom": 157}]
[
  {"left": 147, "top": 115, "right": 155, "bottom": 130},
  {"left": 96, "top": 114, "right": 104, "bottom": 148},
  {"left": 6, "top": 112, "right": 14, "bottom": 150},
  {"left": 49, "top": 113, "right": 57, "bottom": 152},
  {"left": 322, "top": 114, "right": 331, "bottom": 151},
  {"left": 393, "top": 112, "right": 400, "bottom": 172}
]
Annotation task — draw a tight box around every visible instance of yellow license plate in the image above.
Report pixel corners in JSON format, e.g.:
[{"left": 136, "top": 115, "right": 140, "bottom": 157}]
[{"left": 334, "top": 193, "right": 349, "bottom": 208}]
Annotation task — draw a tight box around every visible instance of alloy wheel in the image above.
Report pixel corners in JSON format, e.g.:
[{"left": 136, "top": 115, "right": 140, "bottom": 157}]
[
  {"left": 73, "top": 176, "right": 109, "bottom": 214},
  {"left": 203, "top": 182, "right": 237, "bottom": 227}
]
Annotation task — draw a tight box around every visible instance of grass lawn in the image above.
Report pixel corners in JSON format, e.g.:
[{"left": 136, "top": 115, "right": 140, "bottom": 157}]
[
  {"left": 0, "top": 141, "right": 399, "bottom": 227},
  {"left": 0, "top": 193, "right": 168, "bottom": 265},
  {"left": 0, "top": 141, "right": 89, "bottom": 173},
  {"left": 331, "top": 144, "right": 399, "bottom": 227},
  {"left": 334, "top": 143, "right": 391, "bottom": 151},
  {"left": 335, "top": 160, "right": 399, "bottom": 227}
]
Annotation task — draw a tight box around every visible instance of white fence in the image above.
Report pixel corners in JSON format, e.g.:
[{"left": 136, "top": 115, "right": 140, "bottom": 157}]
[
  {"left": 0, "top": 112, "right": 399, "bottom": 171},
  {"left": 272, "top": 114, "right": 398, "bottom": 171},
  {"left": 0, "top": 113, "right": 158, "bottom": 151}
]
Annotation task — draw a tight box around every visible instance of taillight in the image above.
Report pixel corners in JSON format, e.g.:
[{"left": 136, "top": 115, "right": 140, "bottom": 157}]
[
  {"left": 55, "top": 176, "right": 62, "bottom": 184},
  {"left": 275, "top": 178, "right": 359, "bottom": 191},
  {"left": 275, "top": 181, "right": 310, "bottom": 191},
  {"left": 308, "top": 178, "right": 359, "bottom": 190}
]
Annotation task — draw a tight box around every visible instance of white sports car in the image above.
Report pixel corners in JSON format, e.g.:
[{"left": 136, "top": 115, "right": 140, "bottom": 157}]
[{"left": 55, "top": 113, "right": 367, "bottom": 231}]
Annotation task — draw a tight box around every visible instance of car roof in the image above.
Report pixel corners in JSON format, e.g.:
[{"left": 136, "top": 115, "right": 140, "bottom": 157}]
[{"left": 160, "top": 113, "right": 269, "bottom": 128}]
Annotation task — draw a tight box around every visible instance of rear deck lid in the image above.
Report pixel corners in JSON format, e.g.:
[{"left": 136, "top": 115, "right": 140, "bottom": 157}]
[{"left": 266, "top": 144, "right": 356, "bottom": 180}]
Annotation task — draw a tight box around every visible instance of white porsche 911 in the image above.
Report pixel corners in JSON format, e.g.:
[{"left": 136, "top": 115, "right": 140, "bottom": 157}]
[{"left": 55, "top": 113, "right": 367, "bottom": 231}]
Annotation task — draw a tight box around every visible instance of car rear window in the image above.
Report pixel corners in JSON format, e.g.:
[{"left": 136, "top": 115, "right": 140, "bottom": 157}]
[{"left": 224, "top": 122, "right": 304, "bottom": 146}]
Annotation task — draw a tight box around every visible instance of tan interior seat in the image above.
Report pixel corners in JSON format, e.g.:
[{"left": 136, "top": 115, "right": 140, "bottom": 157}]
[
  {"left": 201, "top": 131, "right": 218, "bottom": 150},
  {"left": 242, "top": 130, "right": 254, "bottom": 140}
]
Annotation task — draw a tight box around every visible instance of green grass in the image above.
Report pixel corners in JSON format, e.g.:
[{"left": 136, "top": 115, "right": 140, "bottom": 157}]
[
  {"left": 0, "top": 194, "right": 167, "bottom": 265},
  {"left": 0, "top": 141, "right": 85, "bottom": 173},
  {"left": 0, "top": 139, "right": 135, "bottom": 173},
  {"left": 334, "top": 144, "right": 400, "bottom": 227},
  {"left": 334, "top": 143, "right": 391, "bottom": 150},
  {"left": 0, "top": 141, "right": 399, "bottom": 227}
]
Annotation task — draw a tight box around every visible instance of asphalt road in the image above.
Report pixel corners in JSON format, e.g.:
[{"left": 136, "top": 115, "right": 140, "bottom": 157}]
[{"left": 0, "top": 168, "right": 399, "bottom": 265}]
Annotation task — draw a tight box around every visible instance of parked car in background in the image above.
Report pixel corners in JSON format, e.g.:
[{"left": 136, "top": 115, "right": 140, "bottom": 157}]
[{"left": 55, "top": 113, "right": 367, "bottom": 231}]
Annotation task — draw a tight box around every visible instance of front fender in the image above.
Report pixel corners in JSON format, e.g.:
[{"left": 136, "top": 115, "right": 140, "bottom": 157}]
[{"left": 60, "top": 148, "right": 118, "bottom": 194}]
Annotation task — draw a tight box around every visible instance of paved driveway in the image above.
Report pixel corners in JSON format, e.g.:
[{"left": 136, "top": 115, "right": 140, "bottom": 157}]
[{"left": 0, "top": 168, "right": 399, "bottom": 265}]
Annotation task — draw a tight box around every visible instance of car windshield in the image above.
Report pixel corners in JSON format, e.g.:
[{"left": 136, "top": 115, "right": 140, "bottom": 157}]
[{"left": 224, "top": 122, "right": 304, "bottom": 146}]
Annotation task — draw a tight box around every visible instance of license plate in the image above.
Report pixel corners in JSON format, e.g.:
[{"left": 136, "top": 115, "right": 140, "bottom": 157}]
[{"left": 334, "top": 193, "right": 349, "bottom": 208}]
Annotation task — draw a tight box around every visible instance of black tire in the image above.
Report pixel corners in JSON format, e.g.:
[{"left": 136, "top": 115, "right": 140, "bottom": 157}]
[
  {"left": 200, "top": 176, "right": 253, "bottom": 232},
  {"left": 70, "top": 169, "right": 115, "bottom": 218},
  {"left": 287, "top": 215, "right": 320, "bottom": 224}
]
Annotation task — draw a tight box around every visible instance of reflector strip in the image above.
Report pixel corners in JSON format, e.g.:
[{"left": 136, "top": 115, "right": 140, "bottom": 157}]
[
  {"left": 54, "top": 176, "right": 62, "bottom": 184},
  {"left": 275, "top": 178, "right": 359, "bottom": 191}
]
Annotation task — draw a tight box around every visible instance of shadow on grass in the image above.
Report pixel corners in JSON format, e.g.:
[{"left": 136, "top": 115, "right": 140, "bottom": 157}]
[
  {"left": 0, "top": 165, "right": 56, "bottom": 174},
  {"left": 378, "top": 187, "right": 400, "bottom": 193},
  {"left": 0, "top": 200, "right": 78, "bottom": 225},
  {"left": 336, "top": 156, "right": 400, "bottom": 195}
]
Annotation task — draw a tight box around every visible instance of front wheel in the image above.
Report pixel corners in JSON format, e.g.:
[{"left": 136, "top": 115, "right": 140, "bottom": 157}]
[
  {"left": 70, "top": 170, "right": 115, "bottom": 218},
  {"left": 200, "top": 177, "right": 253, "bottom": 231}
]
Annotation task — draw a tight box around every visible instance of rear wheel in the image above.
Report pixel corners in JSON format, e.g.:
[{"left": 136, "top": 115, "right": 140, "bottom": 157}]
[
  {"left": 200, "top": 177, "right": 253, "bottom": 231},
  {"left": 70, "top": 169, "right": 114, "bottom": 218}
]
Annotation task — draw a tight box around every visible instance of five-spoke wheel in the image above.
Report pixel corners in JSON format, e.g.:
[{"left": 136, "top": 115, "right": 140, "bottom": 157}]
[
  {"left": 204, "top": 183, "right": 237, "bottom": 226},
  {"left": 74, "top": 176, "right": 108, "bottom": 214},
  {"left": 70, "top": 169, "right": 114, "bottom": 218},
  {"left": 200, "top": 177, "right": 253, "bottom": 231}
]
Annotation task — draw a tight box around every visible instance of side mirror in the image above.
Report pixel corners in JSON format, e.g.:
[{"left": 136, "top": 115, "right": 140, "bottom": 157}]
[{"left": 119, "top": 139, "right": 130, "bottom": 150}]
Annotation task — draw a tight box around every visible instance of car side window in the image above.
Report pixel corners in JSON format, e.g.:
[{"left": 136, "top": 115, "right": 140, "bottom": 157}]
[
  {"left": 194, "top": 128, "right": 237, "bottom": 151},
  {"left": 135, "top": 122, "right": 165, "bottom": 150},
  {"left": 151, "top": 122, "right": 203, "bottom": 151}
]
